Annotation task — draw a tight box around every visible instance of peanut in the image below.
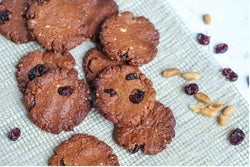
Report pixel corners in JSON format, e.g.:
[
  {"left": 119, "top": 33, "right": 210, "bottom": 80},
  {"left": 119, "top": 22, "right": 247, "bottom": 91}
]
[
  {"left": 163, "top": 68, "right": 181, "bottom": 78},
  {"left": 195, "top": 92, "right": 211, "bottom": 104},
  {"left": 190, "top": 105, "right": 204, "bottom": 112},
  {"left": 208, "top": 103, "right": 224, "bottom": 110},
  {"left": 200, "top": 108, "right": 217, "bottom": 117},
  {"left": 218, "top": 115, "right": 227, "bottom": 126},
  {"left": 222, "top": 106, "right": 235, "bottom": 116},
  {"left": 204, "top": 14, "right": 211, "bottom": 25},
  {"left": 181, "top": 72, "right": 200, "bottom": 80}
]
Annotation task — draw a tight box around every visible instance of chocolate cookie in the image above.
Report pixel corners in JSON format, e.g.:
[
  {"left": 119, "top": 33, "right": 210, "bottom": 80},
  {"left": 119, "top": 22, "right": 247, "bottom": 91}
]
[
  {"left": 77, "top": 0, "right": 118, "bottom": 41},
  {"left": 16, "top": 50, "right": 76, "bottom": 93},
  {"left": 100, "top": 11, "right": 160, "bottom": 66},
  {"left": 26, "top": 0, "right": 86, "bottom": 52},
  {"left": 94, "top": 65, "right": 156, "bottom": 126},
  {"left": 83, "top": 47, "right": 124, "bottom": 86},
  {"left": 49, "top": 134, "right": 120, "bottom": 166},
  {"left": 113, "top": 101, "right": 176, "bottom": 155},
  {"left": 23, "top": 68, "right": 92, "bottom": 134},
  {"left": 0, "top": 0, "right": 35, "bottom": 43}
]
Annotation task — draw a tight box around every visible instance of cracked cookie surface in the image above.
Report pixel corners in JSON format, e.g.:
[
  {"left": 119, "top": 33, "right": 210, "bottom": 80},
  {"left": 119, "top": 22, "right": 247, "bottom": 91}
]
[
  {"left": 23, "top": 68, "right": 91, "bottom": 134},
  {"left": 94, "top": 65, "right": 156, "bottom": 126},
  {"left": 100, "top": 11, "right": 159, "bottom": 66},
  {"left": 16, "top": 50, "right": 75, "bottom": 93},
  {"left": 49, "top": 134, "right": 120, "bottom": 166},
  {"left": 113, "top": 101, "right": 176, "bottom": 155}
]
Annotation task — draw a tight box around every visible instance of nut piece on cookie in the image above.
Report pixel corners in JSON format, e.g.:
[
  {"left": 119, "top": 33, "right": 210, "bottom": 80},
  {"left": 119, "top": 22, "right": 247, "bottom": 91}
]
[
  {"left": 93, "top": 65, "right": 156, "bottom": 126},
  {"left": 0, "top": 0, "right": 35, "bottom": 43},
  {"left": 16, "top": 50, "right": 76, "bottom": 93},
  {"left": 49, "top": 134, "right": 120, "bottom": 166},
  {"left": 113, "top": 101, "right": 176, "bottom": 155},
  {"left": 23, "top": 68, "right": 92, "bottom": 134},
  {"left": 83, "top": 47, "right": 124, "bottom": 87},
  {"left": 26, "top": 0, "right": 87, "bottom": 52},
  {"left": 100, "top": 11, "right": 160, "bottom": 66}
]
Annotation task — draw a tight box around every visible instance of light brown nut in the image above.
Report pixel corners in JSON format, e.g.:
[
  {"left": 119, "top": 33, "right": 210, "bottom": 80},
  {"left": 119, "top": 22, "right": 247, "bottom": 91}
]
[
  {"left": 218, "top": 115, "right": 227, "bottom": 126},
  {"left": 222, "top": 106, "right": 236, "bottom": 116},
  {"left": 162, "top": 68, "right": 181, "bottom": 78},
  {"left": 203, "top": 14, "right": 211, "bottom": 25},
  {"left": 195, "top": 92, "right": 211, "bottom": 104},
  {"left": 208, "top": 103, "right": 224, "bottom": 110},
  {"left": 200, "top": 108, "right": 217, "bottom": 117},
  {"left": 190, "top": 105, "right": 204, "bottom": 112},
  {"left": 181, "top": 72, "right": 200, "bottom": 80}
]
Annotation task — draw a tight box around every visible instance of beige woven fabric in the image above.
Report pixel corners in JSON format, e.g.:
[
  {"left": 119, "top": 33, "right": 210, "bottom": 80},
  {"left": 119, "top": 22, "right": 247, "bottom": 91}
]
[{"left": 0, "top": 0, "right": 249, "bottom": 166}]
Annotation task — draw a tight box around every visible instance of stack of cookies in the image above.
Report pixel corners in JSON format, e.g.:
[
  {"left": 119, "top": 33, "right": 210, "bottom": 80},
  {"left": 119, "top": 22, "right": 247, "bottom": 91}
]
[
  {"left": 1, "top": 0, "right": 176, "bottom": 165},
  {"left": 84, "top": 12, "right": 176, "bottom": 155}
]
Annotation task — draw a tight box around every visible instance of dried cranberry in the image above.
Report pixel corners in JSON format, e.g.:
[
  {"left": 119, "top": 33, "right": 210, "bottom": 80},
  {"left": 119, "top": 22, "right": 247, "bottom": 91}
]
[
  {"left": 104, "top": 89, "right": 118, "bottom": 97},
  {"left": 215, "top": 43, "right": 228, "bottom": 54},
  {"left": 129, "top": 90, "right": 144, "bottom": 104},
  {"left": 126, "top": 73, "right": 140, "bottom": 80},
  {"left": 197, "top": 33, "right": 210, "bottom": 45},
  {"left": 230, "top": 128, "right": 245, "bottom": 145},
  {"left": 28, "top": 64, "right": 46, "bottom": 80},
  {"left": 58, "top": 86, "right": 74, "bottom": 96},
  {"left": 28, "top": 68, "right": 37, "bottom": 80},
  {"left": 184, "top": 83, "right": 199, "bottom": 95},
  {"left": 222, "top": 68, "right": 238, "bottom": 82},
  {"left": 120, "top": 52, "right": 128, "bottom": 58},
  {"left": 129, "top": 145, "right": 143, "bottom": 154},
  {"left": 60, "top": 159, "right": 65, "bottom": 166},
  {"left": 30, "top": 99, "right": 36, "bottom": 110},
  {"left": 36, "top": 64, "right": 46, "bottom": 75},
  {"left": 0, "top": 10, "right": 10, "bottom": 21},
  {"left": 8, "top": 128, "right": 21, "bottom": 141}
]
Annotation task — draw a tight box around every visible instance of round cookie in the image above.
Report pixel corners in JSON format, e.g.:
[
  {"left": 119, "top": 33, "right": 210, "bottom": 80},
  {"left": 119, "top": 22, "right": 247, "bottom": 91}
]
[
  {"left": 26, "top": 0, "right": 86, "bottom": 52},
  {"left": 83, "top": 47, "right": 124, "bottom": 86},
  {"left": 77, "top": 0, "right": 119, "bottom": 41},
  {"left": 0, "top": 0, "right": 35, "bottom": 43},
  {"left": 113, "top": 101, "right": 176, "bottom": 155},
  {"left": 100, "top": 11, "right": 159, "bottom": 66},
  {"left": 49, "top": 134, "right": 120, "bottom": 166},
  {"left": 16, "top": 50, "right": 76, "bottom": 93},
  {"left": 23, "top": 68, "right": 92, "bottom": 134},
  {"left": 94, "top": 65, "right": 156, "bottom": 126}
]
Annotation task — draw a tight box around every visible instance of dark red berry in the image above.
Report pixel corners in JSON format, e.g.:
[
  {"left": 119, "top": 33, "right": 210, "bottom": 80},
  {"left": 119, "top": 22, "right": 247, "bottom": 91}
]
[
  {"left": 222, "top": 68, "right": 238, "bottom": 82},
  {"left": 215, "top": 43, "right": 228, "bottom": 54},
  {"left": 230, "top": 128, "right": 245, "bottom": 145},
  {"left": 120, "top": 52, "right": 128, "bottom": 58},
  {"left": 0, "top": 10, "right": 10, "bottom": 21},
  {"left": 126, "top": 73, "right": 140, "bottom": 80},
  {"left": 197, "top": 33, "right": 210, "bottom": 45},
  {"left": 58, "top": 86, "right": 74, "bottom": 96},
  {"left": 28, "top": 64, "right": 46, "bottom": 80},
  {"left": 129, "top": 90, "right": 144, "bottom": 104},
  {"left": 36, "top": 64, "right": 46, "bottom": 75},
  {"left": 28, "top": 68, "right": 37, "bottom": 80},
  {"left": 60, "top": 159, "right": 65, "bottom": 166},
  {"left": 30, "top": 99, "right": 36, "bottom": 110},
  {"left": 129, "top": 145, "right": 143, "bottom": 154},
  {"left": 104, "top": 89, "right": 118, "bottom": 97},
  {"left": 184, "top": 83, "right": 199, "bottom": 95},
  {"left": 8, "top": 128, "right": 21, "bottom": 141}
]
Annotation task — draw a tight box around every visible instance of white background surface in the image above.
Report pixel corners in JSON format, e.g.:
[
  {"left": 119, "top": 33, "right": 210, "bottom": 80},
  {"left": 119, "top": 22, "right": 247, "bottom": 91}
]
[{"left": 168, "top": 0, "right": 249, "bottom": 101}]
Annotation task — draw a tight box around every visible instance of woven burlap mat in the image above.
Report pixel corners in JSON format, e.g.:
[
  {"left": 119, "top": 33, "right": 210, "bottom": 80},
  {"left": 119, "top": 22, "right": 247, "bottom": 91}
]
[{"left": 0, "top": 0, "right": 248, "bottom": 165}]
